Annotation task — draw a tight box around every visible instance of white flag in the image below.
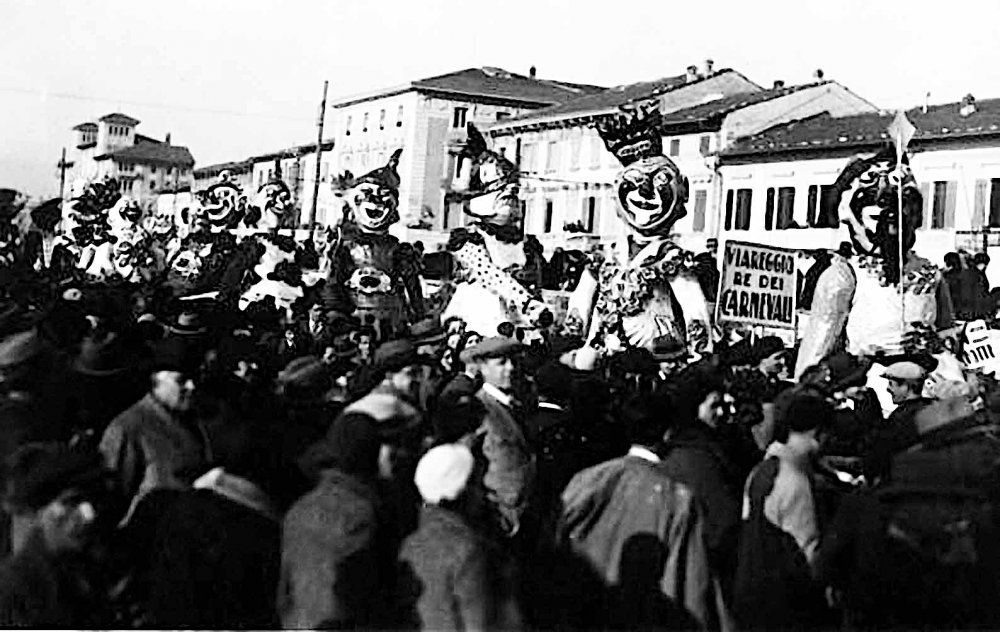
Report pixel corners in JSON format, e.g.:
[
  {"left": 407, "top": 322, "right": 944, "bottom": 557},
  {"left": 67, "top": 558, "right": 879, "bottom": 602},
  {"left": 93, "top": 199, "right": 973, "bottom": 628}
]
[{"left": 887, "top": 110, "right": 916, "bottom": 160}]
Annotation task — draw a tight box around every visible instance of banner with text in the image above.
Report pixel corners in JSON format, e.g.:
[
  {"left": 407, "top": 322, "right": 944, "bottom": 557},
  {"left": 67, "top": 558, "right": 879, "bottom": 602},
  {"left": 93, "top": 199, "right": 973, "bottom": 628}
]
[{"left": 718, "top": 240, "right": 797, "bottom": 329}]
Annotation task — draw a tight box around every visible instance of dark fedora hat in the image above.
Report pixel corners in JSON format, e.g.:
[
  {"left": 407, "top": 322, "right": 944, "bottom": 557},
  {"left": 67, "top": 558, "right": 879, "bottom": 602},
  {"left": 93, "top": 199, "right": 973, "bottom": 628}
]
[{"left": 166, "top": 311, "right": 208, "bottom": 336}]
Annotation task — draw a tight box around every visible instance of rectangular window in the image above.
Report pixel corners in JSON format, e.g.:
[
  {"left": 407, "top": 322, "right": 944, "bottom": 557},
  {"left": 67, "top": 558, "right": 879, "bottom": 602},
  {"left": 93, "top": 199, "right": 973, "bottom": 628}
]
[
  {"left": 990, "top": 179, "right": 1000, "bottom": 228},
  {"left": 931, "top": 180, "right": 957, "bottom": 229},
  {"left": 569, "top": 135, "right": 582, "bottom": 171},
  {"left": 725, "top": 189, "right": 735, "bottom": 230},
  {"left": 815, "top": 184, "right": 839, "bottom": 228},
  {"left": 669, "top": 139, "right": 681, "bottom": 157},
  {"left": 379, "top": 109, "right": 386, "bottom": 130},
  {"left": 520, "top": 143, "right": 536, "bottom": 172},
  {"left": 765, "top": 187, "right": 776, "bottom": 230},
  {"left": 545, "top": 141, "right": 560, "bottom": 173},
  {"left": 584, "top": 196, "right": 598, "bottom": 232},
  {"left": 453, "top": 107, "right": 468, "bottom": 129},
  {"left": 544, "top": 200, "right": 554, "bottom": 233},
  {"left": 699, "top": 135, "right": 711, "bottom": 156},
  {"left": 321, "top": 162, "right": 329, "bottom": 182},
  {"left": 776, "top": 187, "right": 795, "bottom": 229},
  {"left": 807, "top": 185, "right": 819, "bottom": 226},
  {"left": 496, "top": 112, "right": 510, "bottom": 121},
  {"left": 590, "top": 135, "right": 603, "bottom": 169},
  {"left": 692, "top": 189, "right": 707, "bottom": 232},
  {"left": 345, "top": 115, "right": 352, "bottom": 136},
  {"left": 362, "top": 112, "right": 369, "bottom": 132},
  {"left": 150, "top": 165, "right": 157, "bottom": 174},
  {"left": 735, "top": 188, "right": 752, "bottom": 230},
  {"left": 396, "top": 105, "right": 404, "bottom": 127}
]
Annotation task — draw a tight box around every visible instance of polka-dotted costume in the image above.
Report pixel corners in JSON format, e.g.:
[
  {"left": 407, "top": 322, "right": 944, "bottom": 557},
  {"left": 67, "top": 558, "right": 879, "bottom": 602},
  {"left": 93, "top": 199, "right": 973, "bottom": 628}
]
[{"left": 448, "top": 228, "right": 547, "bottom": 324}]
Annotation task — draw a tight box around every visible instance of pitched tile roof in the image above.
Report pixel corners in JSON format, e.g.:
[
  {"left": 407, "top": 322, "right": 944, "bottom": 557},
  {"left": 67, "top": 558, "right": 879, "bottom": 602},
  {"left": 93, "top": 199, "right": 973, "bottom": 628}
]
[
  {"left": 659, "top": 81, "right": 831, "bottom": 127},
  {"left": 334, "top": 67, "right": 604, "bottom": 109},
  {"left": 72, "top": 122, "right": 98, "bottom": 131},
  {"left": 194, "top": 160, "right": 254, "bottom": 177},
  {"left": 724, "top": 97, "right": 1000, "bottom": 159},
  {"left": 412, "top": 67, "right": 604, "bottom": 104},
  {"left": 490, "top": 69, "right": 754, "bottom": 129},
  {"left": 98, "top": 113, "right": 140, "bottom": 126},
  {"left": 99, "top": 142, "right": 195, "bottom": 167}
]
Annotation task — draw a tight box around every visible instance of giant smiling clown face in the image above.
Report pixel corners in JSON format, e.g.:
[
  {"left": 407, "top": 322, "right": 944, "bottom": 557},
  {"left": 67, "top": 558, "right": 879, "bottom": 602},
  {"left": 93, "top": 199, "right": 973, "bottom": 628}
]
[
  {"left": 615, "top": 155, "right": 688, "bottom": 237},
  {"left": 350, "top": 181, "right": 399, "bottom": 232}
]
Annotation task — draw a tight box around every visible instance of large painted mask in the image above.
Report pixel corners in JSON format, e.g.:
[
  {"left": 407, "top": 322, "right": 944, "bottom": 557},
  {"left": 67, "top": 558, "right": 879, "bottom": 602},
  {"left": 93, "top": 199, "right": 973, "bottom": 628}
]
[
  {"left": 596, "top": 104, "right": 689, "bottom": 237},
  {"left": 199, "top": 170, "right": 248, "bottom": 232},
  {"left": 67, "top": 177, "right": 120, "bottom": 245},
  {"left": 835, "top": 146, "right": 923, "bottom": 284},
  {"left": 252, "top": 180, "right": 292, "bottom": 227},
  {"left": 348, "top": 149, "right": 402, "bottom": 233},
  {"left": 455, "top": 124, "right": 521, "bottom": 230}
]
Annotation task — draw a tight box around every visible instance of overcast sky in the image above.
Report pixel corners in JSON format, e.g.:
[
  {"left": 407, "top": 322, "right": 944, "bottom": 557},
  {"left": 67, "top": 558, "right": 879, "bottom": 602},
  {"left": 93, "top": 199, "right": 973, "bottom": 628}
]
[{"left": 3, "top": 0, "right": 998, "bottom": 196}]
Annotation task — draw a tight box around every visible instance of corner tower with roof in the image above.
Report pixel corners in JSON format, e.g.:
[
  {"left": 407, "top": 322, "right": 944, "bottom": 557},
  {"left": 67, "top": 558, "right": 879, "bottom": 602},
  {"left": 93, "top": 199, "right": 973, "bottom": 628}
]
[{"left": 67, "top": 113, "right": 195, "bottom": 204}]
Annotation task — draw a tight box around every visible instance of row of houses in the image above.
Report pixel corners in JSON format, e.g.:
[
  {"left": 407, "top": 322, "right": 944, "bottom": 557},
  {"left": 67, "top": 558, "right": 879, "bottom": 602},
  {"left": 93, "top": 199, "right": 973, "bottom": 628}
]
[{"left": 117, "top": 62, "right": 1000, "bottom": 281}]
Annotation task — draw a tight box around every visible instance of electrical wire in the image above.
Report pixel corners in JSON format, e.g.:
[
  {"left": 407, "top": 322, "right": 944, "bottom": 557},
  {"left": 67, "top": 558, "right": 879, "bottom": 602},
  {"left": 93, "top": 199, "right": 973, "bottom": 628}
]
[{"left": 0, "top": 85, "right": 314, "bottom": 123}]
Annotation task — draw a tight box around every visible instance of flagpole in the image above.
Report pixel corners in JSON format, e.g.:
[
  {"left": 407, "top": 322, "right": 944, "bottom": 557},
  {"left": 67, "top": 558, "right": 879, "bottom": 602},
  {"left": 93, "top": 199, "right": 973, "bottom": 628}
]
[{"left": 897, "top": 128, "right": 905, "bottom": 337}]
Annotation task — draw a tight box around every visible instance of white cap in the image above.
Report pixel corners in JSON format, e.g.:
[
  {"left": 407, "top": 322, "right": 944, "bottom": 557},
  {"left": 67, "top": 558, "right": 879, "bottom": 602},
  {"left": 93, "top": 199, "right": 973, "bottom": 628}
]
[{"left": 414, "top": 444, "right": 475, "bottom": 504}]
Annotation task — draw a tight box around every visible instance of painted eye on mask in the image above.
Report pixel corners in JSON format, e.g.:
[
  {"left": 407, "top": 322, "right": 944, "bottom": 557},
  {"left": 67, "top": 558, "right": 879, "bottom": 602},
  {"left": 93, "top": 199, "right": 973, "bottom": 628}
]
[
  {"left": 622, "top": 169, "right": 645, "bottom": 186},
  {"left": 652, "top": 171, "right": 671, "bottom": 188}
]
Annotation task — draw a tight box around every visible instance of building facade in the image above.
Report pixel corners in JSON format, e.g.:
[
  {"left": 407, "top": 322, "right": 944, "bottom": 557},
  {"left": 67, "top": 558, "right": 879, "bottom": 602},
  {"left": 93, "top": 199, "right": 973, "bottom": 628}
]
[
  {"left": 483, "top": 65, "right": 876, "bottom": 254},
  {"left": 326, "top": 67, "right": 604, "bottom": 245},
  {"left": 718, "top": 96, "right": 1000, "bottom": 285},
  {"left": 68, "top": 113, "right": 194, "bottom": 205}
]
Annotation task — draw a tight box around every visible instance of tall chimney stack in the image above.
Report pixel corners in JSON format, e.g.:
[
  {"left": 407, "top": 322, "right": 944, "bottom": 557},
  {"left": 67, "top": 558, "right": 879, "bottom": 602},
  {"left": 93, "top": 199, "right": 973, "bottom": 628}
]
[
  {"left": 165, "top": 132, "right": 171, "bottom": 145},
  {"left": 773, "top": 80, "right": 785, "bottom": 90},
  {"left": 686, "top": 65, "right": 699, "bottom": 82},
  {"left": 814, "top": 69, "right": 825, "bottom": 81},
  {"left": 701, "top": 58, "right": 714, "bottom": 77},
  {"left": 529, "top": 65, "right": 537, "bottom": 79}
]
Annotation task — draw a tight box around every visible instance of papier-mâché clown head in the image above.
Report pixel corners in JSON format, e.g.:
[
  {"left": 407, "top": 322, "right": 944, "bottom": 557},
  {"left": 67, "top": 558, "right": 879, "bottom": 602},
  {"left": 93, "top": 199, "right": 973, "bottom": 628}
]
[
  {"left": 596, "top": 104, "right": 689, "bottom": 238},
  {"left": 455, "top": 124, "right": 521, "bottom": 230},
  {"left": 198, "top": 170, "right": 248, "bottom": 232},
  {"left": 835, "top": 145, "right": 923, "bottom": 284},
  {"left": 68, "top": 177, "right": 121, "bottom": 245},
  {"left": 348, "top": 149, "right": 402, "bottom": 233}
]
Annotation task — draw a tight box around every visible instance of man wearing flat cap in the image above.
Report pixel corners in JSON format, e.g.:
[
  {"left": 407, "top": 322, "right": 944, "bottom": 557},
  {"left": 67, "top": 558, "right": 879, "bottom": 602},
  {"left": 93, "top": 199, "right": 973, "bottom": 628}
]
[
  {"left": 460, "top": 336, "right": 535, "bottom": 538},
  {"left": 864, "top": 361, "right": 932, "bottom": 481}
]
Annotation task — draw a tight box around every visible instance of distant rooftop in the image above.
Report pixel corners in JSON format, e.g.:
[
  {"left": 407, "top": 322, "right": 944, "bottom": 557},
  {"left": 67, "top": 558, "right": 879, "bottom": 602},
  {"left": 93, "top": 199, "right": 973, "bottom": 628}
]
[
  {"left": 98, "top": 113, "right": 140, "bottom": 126},
  {"left": 332, "top": 66, "right": 604, "bottom": 109},
  {"left": 97, "top": 141, "right": 195, "bottom": 167},
  {"left": 724, "top": 96, "right": 1000, "bottom": 160}
]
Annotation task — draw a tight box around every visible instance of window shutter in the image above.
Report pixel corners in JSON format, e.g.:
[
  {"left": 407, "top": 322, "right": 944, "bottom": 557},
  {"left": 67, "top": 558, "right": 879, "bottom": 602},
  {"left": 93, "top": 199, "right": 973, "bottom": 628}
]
[
  {"left": 764, "top": 188, "right": 775, "bottom": 230},
  {"left": 692, "top": 190, "right": 707, "bottom": 232},
  {"left": 945, "top": 181, "right": 957, "bottom": 229},
  {"left": 919, "top": 183, "right": 931, "bottom": 229},
  {"left": 973, "top": 179, "right": 988, "bottom": 230}
]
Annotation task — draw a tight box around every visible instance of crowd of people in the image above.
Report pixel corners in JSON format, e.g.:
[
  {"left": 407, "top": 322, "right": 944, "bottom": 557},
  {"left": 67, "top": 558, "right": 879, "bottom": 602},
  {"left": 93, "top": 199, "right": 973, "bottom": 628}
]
[{"left": 1, "top": 250, "right": 1000, "bottom": 630}]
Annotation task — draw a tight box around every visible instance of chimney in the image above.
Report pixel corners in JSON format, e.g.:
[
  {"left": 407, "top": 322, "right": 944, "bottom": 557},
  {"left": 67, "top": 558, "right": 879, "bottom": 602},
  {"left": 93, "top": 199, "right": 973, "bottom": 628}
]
[
  {"left": 960, "top": 93, "right": 977, "bottom": 117},
  {"left": 923, "top": 91, "right": 930, "bottom": 114},
  {"left": 529, "top": 65, "right": 537, "bottom": 79},
  {"left": 773, "top": 80, "right": 785, "bottom": 90},
  {"left": 814, "top": 68, "right": 825, "bottom": 81},
  {"left": 165, "top": 132, "right": 171, "bottom": 145},
  {"left": 701, "top": 58, "right": 714, "bottom": 77},
  {"left": 686, "top": 65, "right": 699, "bottom": 82}
]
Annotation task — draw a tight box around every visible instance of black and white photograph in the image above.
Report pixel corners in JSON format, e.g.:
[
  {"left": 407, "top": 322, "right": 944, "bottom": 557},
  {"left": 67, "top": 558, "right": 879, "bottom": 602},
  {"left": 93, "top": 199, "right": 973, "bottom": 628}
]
[{"left": 2, "top": 0, "right": 1000, "bottom": 628}]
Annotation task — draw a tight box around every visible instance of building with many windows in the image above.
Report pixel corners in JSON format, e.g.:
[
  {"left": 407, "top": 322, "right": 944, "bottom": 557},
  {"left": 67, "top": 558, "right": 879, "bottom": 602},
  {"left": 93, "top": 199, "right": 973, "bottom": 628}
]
[
  {"left": 67, "top": 113, "right": 194, "bottom": 204},
  {"left": 717, "top": 95, "right": 1000, "bottom": 284},
  {"left": 326, "top": 66, "right": 604, "bottom": 244},
  {"left": 483, "top": 63, "right": 876, "bottom": 253}
]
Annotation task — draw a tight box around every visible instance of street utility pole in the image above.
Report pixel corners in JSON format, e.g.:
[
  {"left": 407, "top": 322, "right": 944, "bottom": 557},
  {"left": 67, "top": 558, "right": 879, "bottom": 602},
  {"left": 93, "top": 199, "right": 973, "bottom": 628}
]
[{"left": 307, "top": 80, "right": 329, "bottom": 228}]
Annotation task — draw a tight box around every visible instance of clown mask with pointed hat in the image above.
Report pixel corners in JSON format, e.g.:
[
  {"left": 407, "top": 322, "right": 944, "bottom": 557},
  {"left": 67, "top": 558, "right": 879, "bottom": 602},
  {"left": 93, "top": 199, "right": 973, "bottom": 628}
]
[
  {"left": 597, "top": 104, "right": 689, "bottom": 238},
  {"left": 455, "top": 124, "right": 522, "bottom": 233},
  {"left": 349, "top": 149, "right": 402, "bottom": 233}
]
